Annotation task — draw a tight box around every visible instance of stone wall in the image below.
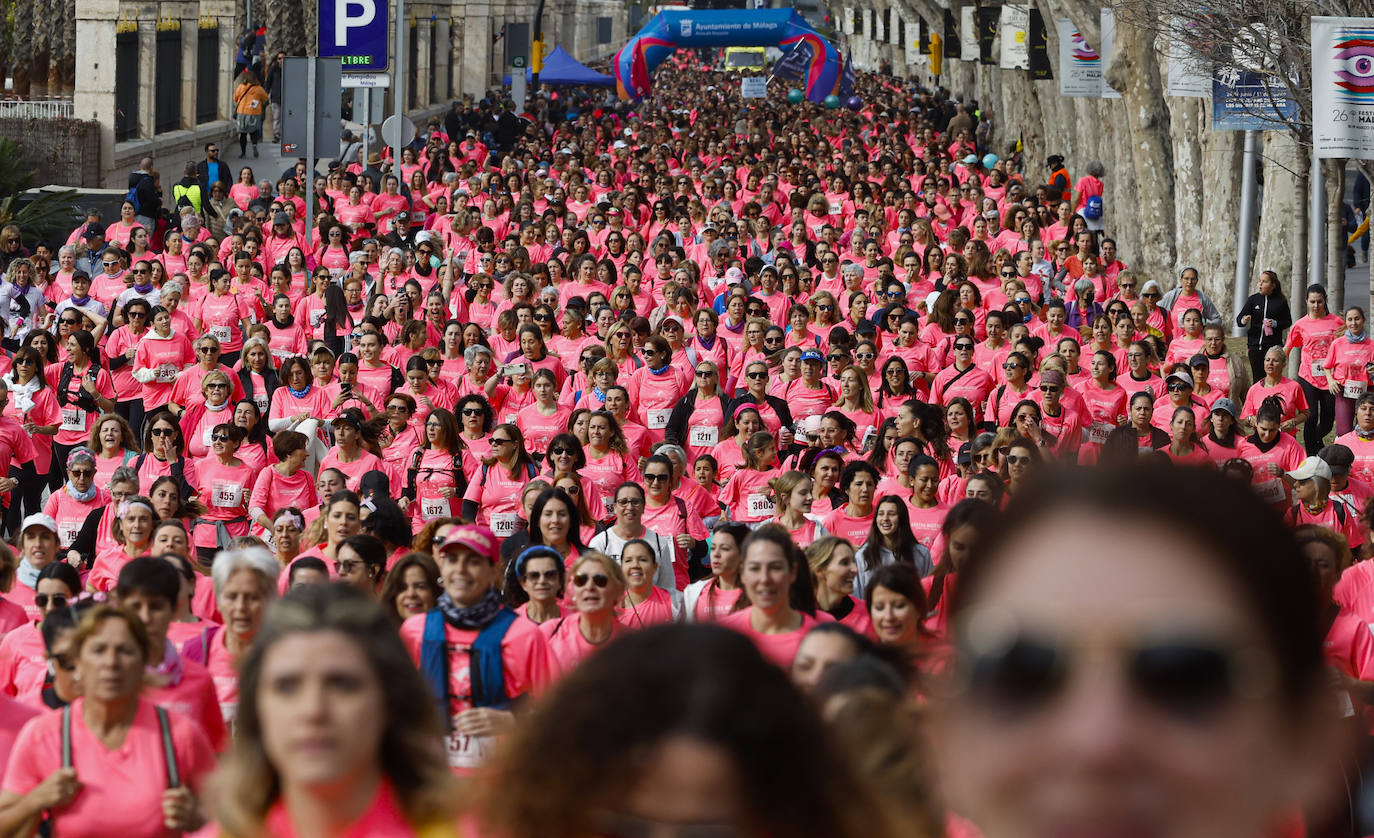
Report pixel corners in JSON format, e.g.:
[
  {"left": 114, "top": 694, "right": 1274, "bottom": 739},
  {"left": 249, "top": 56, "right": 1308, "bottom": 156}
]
[{"left": 1, "top": 117, "right": 103, "bottom": 188}]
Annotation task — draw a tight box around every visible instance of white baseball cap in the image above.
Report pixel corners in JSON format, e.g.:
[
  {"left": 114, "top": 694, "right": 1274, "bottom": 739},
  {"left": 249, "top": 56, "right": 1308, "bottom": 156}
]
[{"left": 20, "top": 514, "right": 56, "bottom": 535}]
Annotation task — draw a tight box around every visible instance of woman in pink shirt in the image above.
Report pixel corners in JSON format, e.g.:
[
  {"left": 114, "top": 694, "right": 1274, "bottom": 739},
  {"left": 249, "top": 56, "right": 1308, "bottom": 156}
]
[
  {"left": 684, "top": 522, "right": 749, "bottom": 623},
  {"left": 1323, "top": 306, "right": 1374, "bottom": 436},
  {"left": 542, "top": 552, "right": 627, "bottom": 676},
  {"left": 178, "top": 370, "right": 237, "bottom": 460},
  {"left": 185, "top": 545, "right": 279, "bottom": 726},
  {"left": 1238, "top": 397, "right": 1306, "bottom": 506},
  {"left": 192, "top": 423, "right": 255, "bottom": 562},
  {"left": 821, "top": 461, "right": 880, "bottom": 547},
  {"left": 460, "top": 423, "right": 537, "bottom": 531},
  {"left": 42, "top": 449, "right": 108, "bottom": 551},
  {"left": 0, "top": 605, "right": 214, "bottom": 837},
  {"left": 0, "top": 562, "right": 80, "bottom": 706},
  {"left": 515, "top": 369, "right": 570, "bottom": 457},
  {"left": 580, "top": 412, "right": 642, "bottom": 512},
  {"left": 770, "top": 470, "right": 826, "bottom": 548},
  {"left": 618, "top": 539, "right": 682, "bottom": 628},
  {"left": 807, "top": 536, "right": 872, "bottom": 637},
  {"left": 1242, "top": 346, "right": 1309, "bottom": 435},
  {"left": 718, "top": 524, "right": 824, "bottom": 669},
  {"left": 88, "top": 413, "right": 137, "bottom": 490},
  {"left": 404, "top": 408, "right": 467, "bottom": 531},
  {"left": 132, "top": 307, "right": 196, "bottom": 414},
  {"left": 247, "top": 430, "right": 316, "bottom": 538},
  {"left": 88, "top": 495, "right": 155, "bottom": 592},
  {"left": 1286, "top": 284, "right": 1344, "bottom": 455},
  {"left": 867, "top": 562, "right": 928, "bottom": 668},
  {"left": 213, "top": 583, "right": 462, "bottom": 837}
]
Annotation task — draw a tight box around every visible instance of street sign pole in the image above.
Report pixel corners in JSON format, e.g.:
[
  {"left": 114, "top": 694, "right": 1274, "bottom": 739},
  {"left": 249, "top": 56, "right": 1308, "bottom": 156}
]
[
  {"left": 361, "top": 88, "right": 369, "bottom": 168},
  {"left": 305, "top": 56, "right": 316, "bottom": 249},
  {"left": 393, "top": 0, "right": 405, "bottom": 176}
]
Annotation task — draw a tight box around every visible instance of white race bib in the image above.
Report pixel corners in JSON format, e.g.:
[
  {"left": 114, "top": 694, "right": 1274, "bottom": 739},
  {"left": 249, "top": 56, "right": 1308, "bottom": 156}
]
[
  {"left": 689, "top": 424, "right": 719, "bottom": 447},
  {"left": 57, "top": 520, "right": 81, "bottom": 546},
  {"left": 1346, "top": 380, "right": 1367, "bottom": 399},
  {"left": 491, "top": 512, "right": 519, "bottom": 538},
  {"left": 1311, "top": 361, "right": 1325, "bottom": 379},
  {"left": 446, "top": 730, "right": 497, "bottom": 769},
  {"left": 271, "top": 348, "right": 291, "bottom": 361},
  {"left": 419, "top": 496, "right": 449, "bottom": 521},
  {"left": 1085, "top": 422, "right": 1112, "bottom": 445},
  {"left": 311, "top": 307, "right": 327, "bottom": 327},
  {"left": 155, "top": 364, "right": 178, "bottom": 383},
  {"left": 212, "top": 480, "right": 243, "bottom": 508},
  {"left": 1256, "top": 478, "right": 1286, "bottom": 504},
  {"left": 59, "top": 407, "right": 85, "bottom": 432},
  {"left": 828, "top": 200, "right": 843, "bottom": 215},
  {"left": 252, "top": 393, "right": 269, "bottom": 413},
  {"left": 646, "top": 409, "right": 671, "bottom": 430},
  {"left": 209, "top": 325, "right": 231, "bottom": 343},
  {"left": 201, "top": 426, "right": 214, "bottom": 448},
  {"left": 746, "top": 492, "right": 775, "bottom": 518}
]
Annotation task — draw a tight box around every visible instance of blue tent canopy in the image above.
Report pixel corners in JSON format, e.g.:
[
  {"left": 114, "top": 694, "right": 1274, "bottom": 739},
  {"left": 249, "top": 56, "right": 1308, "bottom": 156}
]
[{"left": 503, "top": 46, "right": 615, "bottom": 87}]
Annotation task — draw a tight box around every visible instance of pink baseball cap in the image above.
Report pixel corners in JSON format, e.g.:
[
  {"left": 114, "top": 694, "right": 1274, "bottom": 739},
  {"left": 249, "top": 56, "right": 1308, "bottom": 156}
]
[{"left": 438, "top": 525, "right": 499, "bottom": 563}]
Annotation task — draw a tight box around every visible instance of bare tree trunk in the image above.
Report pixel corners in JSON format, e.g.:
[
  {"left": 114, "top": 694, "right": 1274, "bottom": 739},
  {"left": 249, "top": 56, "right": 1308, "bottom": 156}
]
[{"left": 1326, "top": 159, "right": 1347, "bottom": 312}]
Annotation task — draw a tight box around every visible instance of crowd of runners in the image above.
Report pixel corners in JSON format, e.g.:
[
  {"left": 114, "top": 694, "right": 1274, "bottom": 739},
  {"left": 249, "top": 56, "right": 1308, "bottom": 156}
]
[{"left": 0, "top": 51, "right": 1361, "bottom": 837}]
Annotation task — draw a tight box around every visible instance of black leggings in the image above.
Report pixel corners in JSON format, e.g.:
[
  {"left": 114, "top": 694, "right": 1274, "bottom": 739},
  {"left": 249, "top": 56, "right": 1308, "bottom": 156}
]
[
  {"left": 115, "top": 399, "right": 146, "bottom": 440},
  {"left": 1298, "top": 376, "right": 1336, "bottom": 456},
  {"left": 3, "top": 462, "right": 40, "bottom": 538}
]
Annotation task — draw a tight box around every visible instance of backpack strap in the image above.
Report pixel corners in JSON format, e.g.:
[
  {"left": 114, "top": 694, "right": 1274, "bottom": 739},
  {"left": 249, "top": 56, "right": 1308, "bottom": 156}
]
[
  {"left": 156, "top": 705, "right": 181, "bottom": 788},
  {"left": 420, "top": 610, "right": 451, "bottom": 731},
  {"left": 470, "top": 608, "right": 518, "bottom": 710},
  {"left": 61, "top": 705, "right": 72, "bottom": 768}
]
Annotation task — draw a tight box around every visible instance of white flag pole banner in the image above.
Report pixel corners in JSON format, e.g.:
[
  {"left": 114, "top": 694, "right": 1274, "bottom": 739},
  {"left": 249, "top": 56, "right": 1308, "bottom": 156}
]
[
  {"left": 1099, "top": 7, "right": 1122, "bottom": 99},
  {"left": 906, "top": 21, "right": 922, "bottom": 65},
  {"left": 1166, "top": 15, "right": 1212, "bottom": 97},
  {"left": 843, "top": 7, "right": 853, "bottom": 35},
  {"left": 961, "top": 7, "right": 980, "bottom": 61},
  {"left": 1312, "top": 16, "right": 1374, "bottom": 159},
  {"left": 1057, "top": 18, "right": 1103, "bottom": 97},
  {"left": 1000, "top": 5, "right": 1030, "bottom": 70}
]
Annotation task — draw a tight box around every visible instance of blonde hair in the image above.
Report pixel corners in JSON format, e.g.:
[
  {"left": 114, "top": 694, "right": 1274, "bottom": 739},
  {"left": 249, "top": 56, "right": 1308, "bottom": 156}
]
[
  {"left": 569, "top": 550, "right": 626, "bottom": 592},
  {"left": 768, "top": 470, "right": 810, "bottom": 513}
]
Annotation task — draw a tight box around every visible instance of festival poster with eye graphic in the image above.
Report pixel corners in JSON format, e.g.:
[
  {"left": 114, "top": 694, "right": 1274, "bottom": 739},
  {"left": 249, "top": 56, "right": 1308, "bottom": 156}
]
[
  {"left": 1057, "top": 18, "right": 1102, "bottom": 97},
  {"left": 1313, "top": 17, "right": 1374, "bottom": 159}
]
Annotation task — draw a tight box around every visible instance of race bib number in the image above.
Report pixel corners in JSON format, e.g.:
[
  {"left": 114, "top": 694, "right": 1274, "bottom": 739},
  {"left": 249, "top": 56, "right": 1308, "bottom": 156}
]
[
  {"left": 209, "top": 325, "right": 231, "bottom": 343},
  {"left": 57, "top": 520, "right": 81, "bottom": 546},
  {"left": 271, "top": 348, "right": 291, "bottom": 361},
  {"left": 1311, "top": 361, "right": 1325, "bottom": 379},
  {"left": 1255, "top": 478, "right": 1286, "bottom": 505},
  {"left": 491, "top": 512, "right": 519, "bottom": 538},
  {"left": 446, "top": 730, "right": 497, "bottom": 769},
  {"left": 311, "top": 307, "right": 327, "bottom": 327},
  {"left": 646, "top": 409, "right": 671, "bottom": 430},
  {"left": 59, "top": 407, "right": 85, "bottom": 432},
  {"left": 212, "top": 481, "right": 243, "bottom": 508},
  {"left": 1084, "top": 422, "right": 1112, "bottom": 445},
  {"left": 504, "top": 413, "right": 517, "bottom": 424},
  {"left": 689, "top": 425, "right": 719, "bottom": 447},
  {"left": 828, "top": 200, "right": 843, "bottom": 215},
  {"left": 202, "top": 426, "right": 214, "bottom": 448},
  {"left": 155, "top": 364, "right": 178, "bottom": 383},
  {"left": 746, "top": 492, "right": 775, "bottom": 518},
  {"left": 1346, "top": 380, "right": 1367, "bottom": 399},
  {"left": 419, "top": 496, "right": 450, "bottom": 521},
  {"left": 252, "top": 393, "right": 269, "bottom": 413}
]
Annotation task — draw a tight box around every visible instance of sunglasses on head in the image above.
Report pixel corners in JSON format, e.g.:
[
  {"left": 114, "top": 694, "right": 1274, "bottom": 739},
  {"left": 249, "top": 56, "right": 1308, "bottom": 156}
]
[
  {"left": 573, "top": 572, "right": 609, "bottom": 588},
  {"left": 957, "top": 629, "right": 1252, "bottom": 724}
]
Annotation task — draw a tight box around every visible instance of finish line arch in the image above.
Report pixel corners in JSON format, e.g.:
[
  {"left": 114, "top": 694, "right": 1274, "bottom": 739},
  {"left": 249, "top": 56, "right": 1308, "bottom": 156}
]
[{"left": 614, "top": 8, "right": 841, "bottom": 103}]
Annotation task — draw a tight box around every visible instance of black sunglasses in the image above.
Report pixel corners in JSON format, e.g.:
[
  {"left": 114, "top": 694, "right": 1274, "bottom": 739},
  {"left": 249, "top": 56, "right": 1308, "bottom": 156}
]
[
  {"left": 959, "top": 632, "right": 1248, "bottom": 723},
  {"left": 573, "top": 572, "right": 609, "bottom": 588}
]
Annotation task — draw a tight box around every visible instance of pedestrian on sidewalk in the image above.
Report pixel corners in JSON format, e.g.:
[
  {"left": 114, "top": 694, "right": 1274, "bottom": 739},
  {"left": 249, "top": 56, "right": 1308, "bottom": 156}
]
[{"left": 233, "top": 70, "right": 270, "bottom": 159}]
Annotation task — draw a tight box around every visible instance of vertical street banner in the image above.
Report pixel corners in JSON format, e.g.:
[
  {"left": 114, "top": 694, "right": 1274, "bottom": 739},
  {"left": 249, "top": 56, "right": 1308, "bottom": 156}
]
[
  {"left": 1029, "top": 9, "right": 1052, "bottom": 80},
  {"left": 1000, "top": 4, "right": 1029, "bottom": 70},
  {"left": 945, "top": 9, "right": 960, "bottom": 58},
  {"left": 1057, "top": 18, "right": 1102, "bottom": 96},
  {"left": 961, "top": 7, "right": 979, "bottom": 61},
  {"left": 1166, "top": 15, "right": 1211, "bottom": 97},
  {"left": 906, "top": 20, "right": 924, "bottom": 65},
  {"left": 1312, "top": 16, "right": 1374, "bottom": 158},
  {"left": 1099, "top": 7, "right": 1122, "bottom": 98},
  {"left": 977, "top": 6, "right": 997, "bottom": 65},
  {"left": 842, "top": 7, "right": 853, "bottom": 35}
]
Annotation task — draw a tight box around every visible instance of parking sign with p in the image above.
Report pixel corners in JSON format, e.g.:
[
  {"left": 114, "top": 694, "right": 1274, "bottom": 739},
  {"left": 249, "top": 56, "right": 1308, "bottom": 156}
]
[{"left": 319, "top": 0, "right": 389, "bottom": 71}]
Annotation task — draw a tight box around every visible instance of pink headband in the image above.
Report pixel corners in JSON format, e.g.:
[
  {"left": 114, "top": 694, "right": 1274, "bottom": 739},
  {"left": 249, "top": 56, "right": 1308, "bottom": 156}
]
[{"left": 732, "top": 402, "right": 760, "bottom": 422}]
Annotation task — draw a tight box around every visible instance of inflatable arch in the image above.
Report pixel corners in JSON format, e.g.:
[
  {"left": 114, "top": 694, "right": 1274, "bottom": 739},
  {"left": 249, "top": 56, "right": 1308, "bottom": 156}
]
[{"left": 614, "top": 9, "right": 842, "bottom": 103}]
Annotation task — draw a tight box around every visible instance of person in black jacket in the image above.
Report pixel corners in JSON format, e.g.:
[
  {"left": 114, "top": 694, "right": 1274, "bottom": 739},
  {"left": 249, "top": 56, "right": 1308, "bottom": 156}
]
[
  {"left": 1234, "top": 269, "right": 1292, "bottom": 381},
  {"left": 126, "top": 158, "right": 161, "bottom": 229},
  {"left": 195, "top": 142, "right": 232, "bottom": 194}
]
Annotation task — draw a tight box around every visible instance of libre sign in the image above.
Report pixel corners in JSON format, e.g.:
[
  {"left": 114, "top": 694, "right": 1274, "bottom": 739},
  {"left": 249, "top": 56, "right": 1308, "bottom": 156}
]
[{"left": 319, "top": 0, "right": 389, "bottom": 72}]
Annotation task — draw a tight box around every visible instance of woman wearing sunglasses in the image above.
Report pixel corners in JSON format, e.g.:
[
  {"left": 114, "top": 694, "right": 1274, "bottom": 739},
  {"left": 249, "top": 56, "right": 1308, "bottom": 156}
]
[
  {"left": 929, "top": 465, "right": 1340, "bottom": 838},
  {"left": 0, "top": 561, "right": 81, "bottom": 705},
  {"left": 190, "top": 424, "right": 253, "bottom": 563},
  {"left": 541, "top": 551, "right": 625, "bottom": 676}
]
